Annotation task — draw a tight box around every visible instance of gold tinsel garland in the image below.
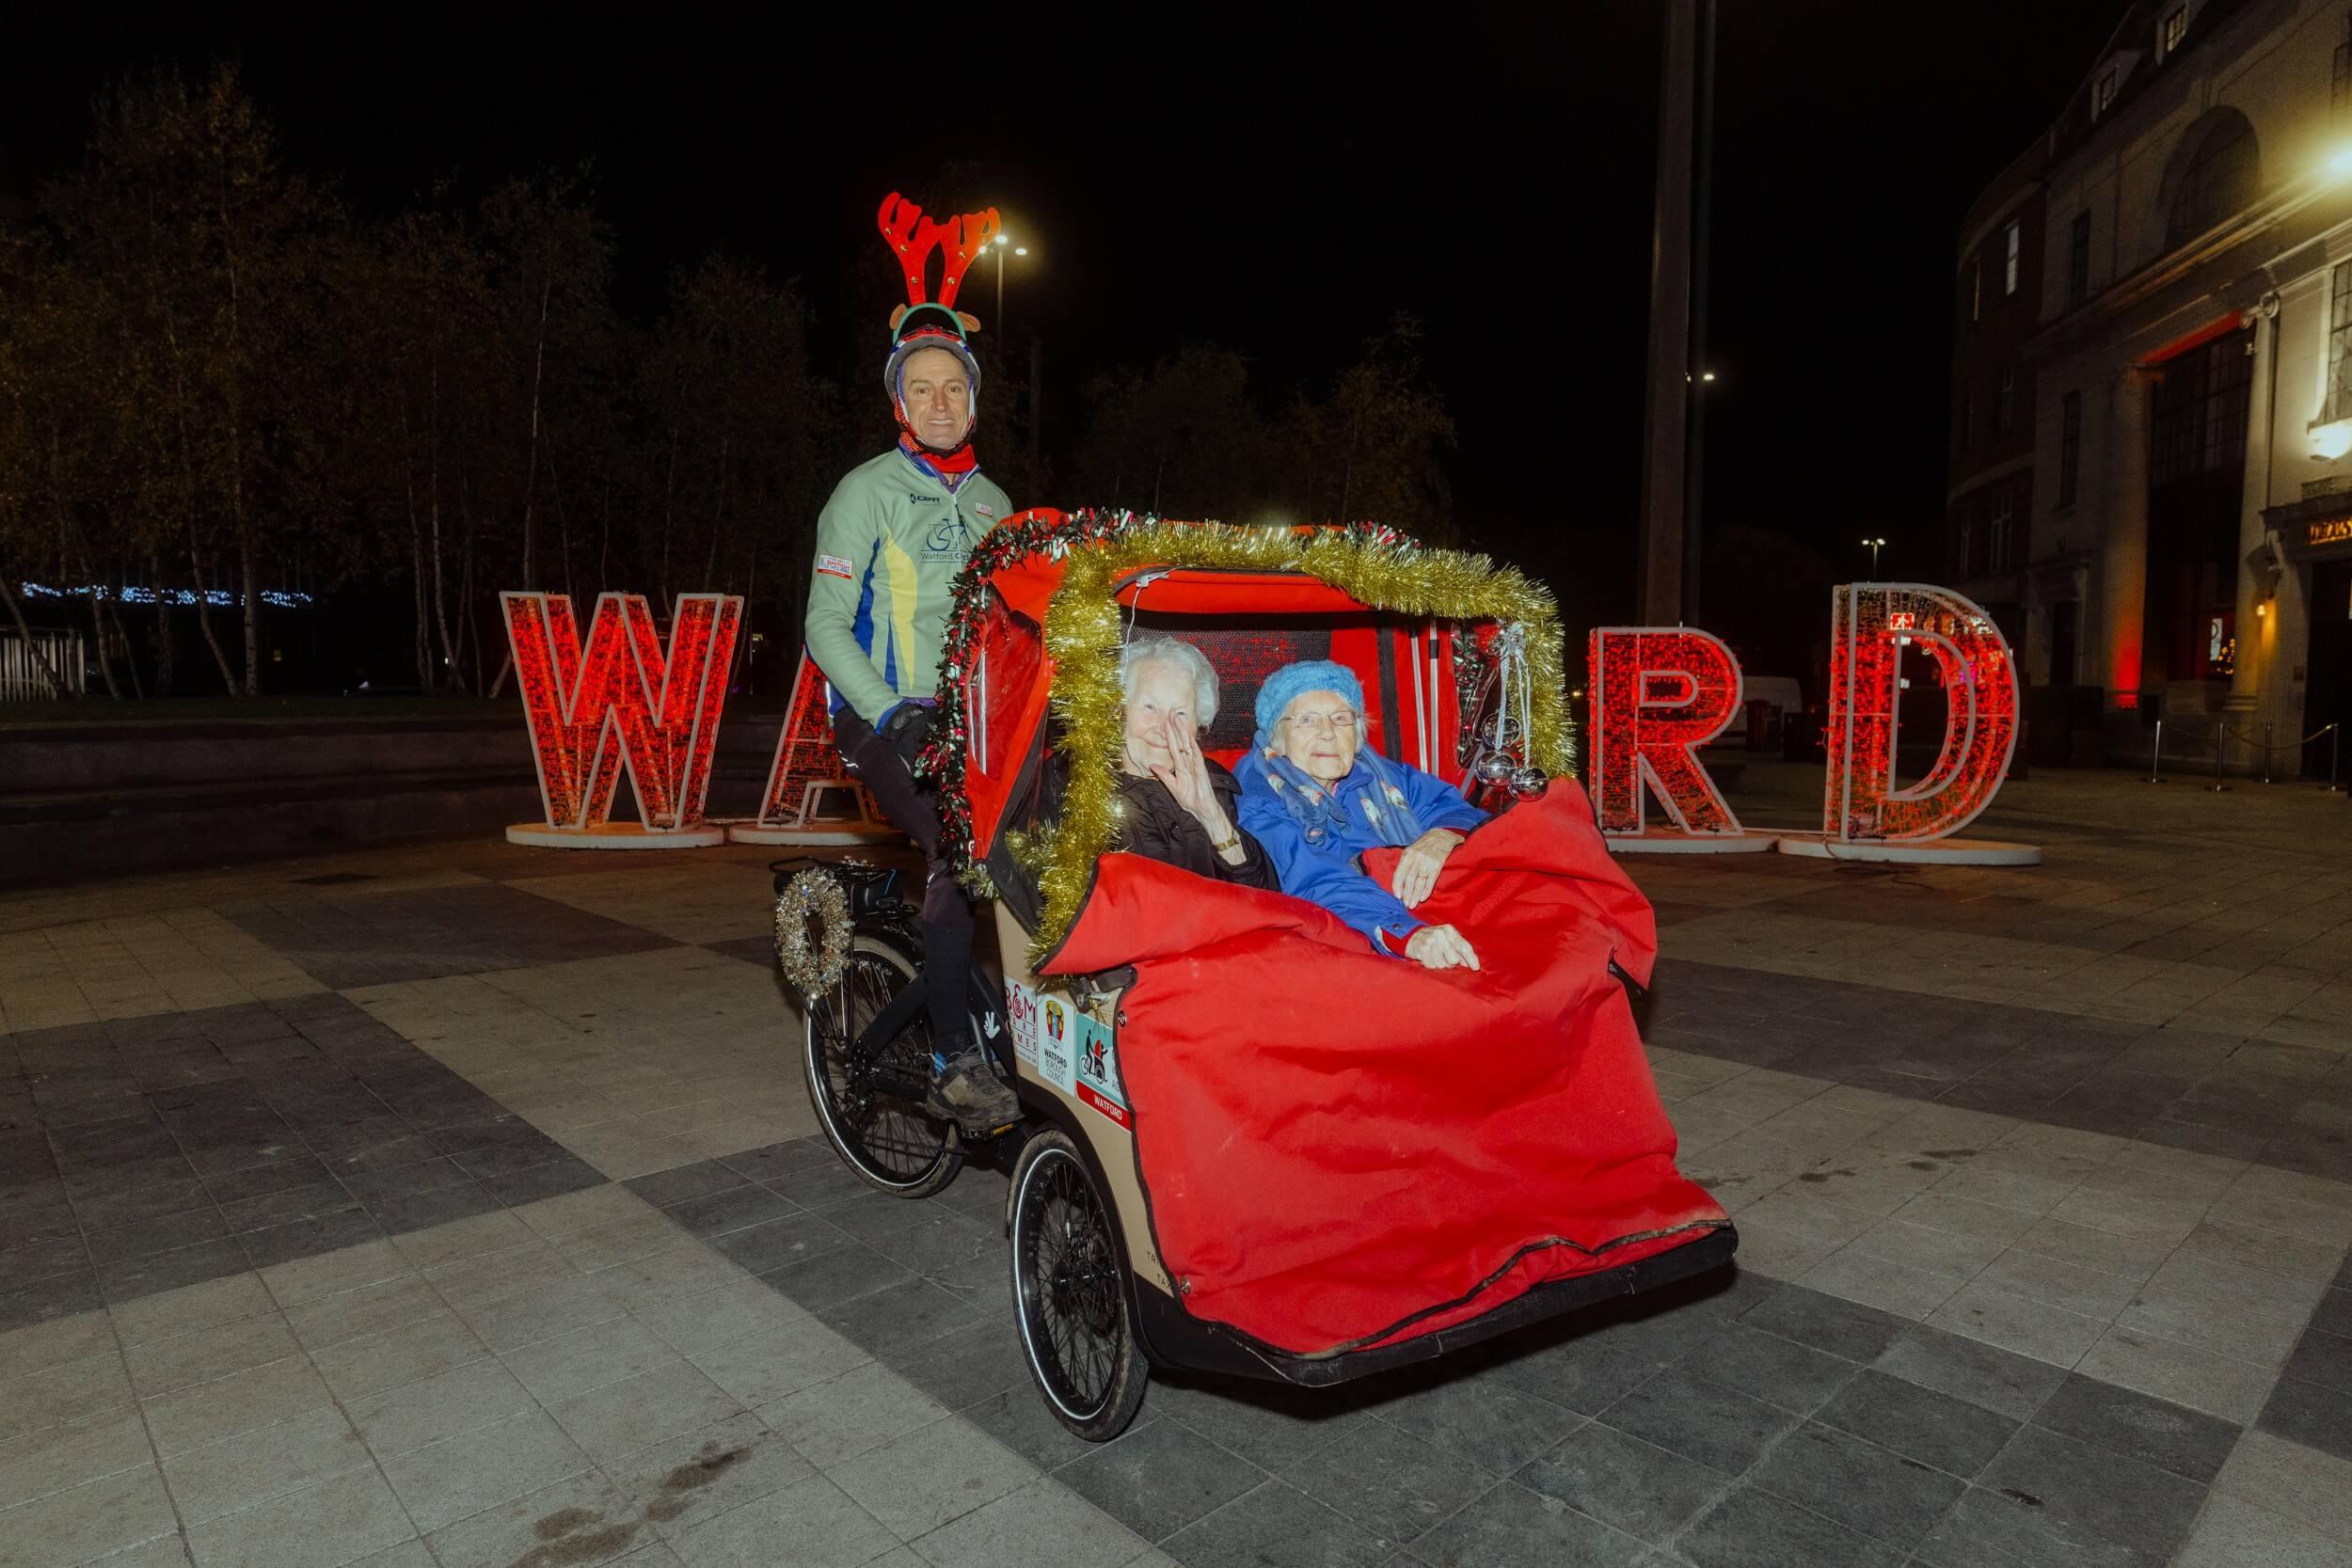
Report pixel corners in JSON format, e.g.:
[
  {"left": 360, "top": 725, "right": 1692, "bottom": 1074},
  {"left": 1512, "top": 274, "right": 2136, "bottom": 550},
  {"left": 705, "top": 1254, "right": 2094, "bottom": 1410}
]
[
  {"left": 772, "top": 869, "right": 853, "bottom": 998},
  {"left": 1025, "top": 522, "right": 1578, "bottom": 965}
]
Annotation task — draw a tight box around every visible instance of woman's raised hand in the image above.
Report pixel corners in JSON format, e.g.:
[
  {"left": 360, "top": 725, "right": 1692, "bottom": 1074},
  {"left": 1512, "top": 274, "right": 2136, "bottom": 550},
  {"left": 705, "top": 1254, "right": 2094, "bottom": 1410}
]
[
  {"left": 1391, "top": 827, "right": 1465, "bottom": 909},
  {"left": 1152, "top": 715, "right": 1221, "bottom": 822},
  {"left": 1405, "top": 924, "right": 1480, "bottom": 971}
]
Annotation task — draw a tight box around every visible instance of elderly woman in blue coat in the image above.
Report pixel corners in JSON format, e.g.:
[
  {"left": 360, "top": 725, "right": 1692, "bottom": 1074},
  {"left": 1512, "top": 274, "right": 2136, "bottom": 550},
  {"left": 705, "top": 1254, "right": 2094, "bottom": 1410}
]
[{"left": 1234, "top": 659, "right": 1488, "bottom": 971}]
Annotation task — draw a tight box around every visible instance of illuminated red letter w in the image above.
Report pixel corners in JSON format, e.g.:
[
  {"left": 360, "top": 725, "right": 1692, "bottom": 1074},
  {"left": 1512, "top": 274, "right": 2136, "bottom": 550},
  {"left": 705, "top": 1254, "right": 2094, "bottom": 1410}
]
[{"left": 501, "top": 592, "right": 742, "bottom": 832}]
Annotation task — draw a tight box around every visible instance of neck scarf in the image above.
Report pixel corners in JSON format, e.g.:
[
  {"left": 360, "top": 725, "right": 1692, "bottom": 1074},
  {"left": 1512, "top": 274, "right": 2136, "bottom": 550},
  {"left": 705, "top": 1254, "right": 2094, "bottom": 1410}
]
[
  {"left": 896, "top": 428, "right": 977, "bottom": 481},
  {"left": 1241, "top": 733, "right": 1425, "bottom": 850}
]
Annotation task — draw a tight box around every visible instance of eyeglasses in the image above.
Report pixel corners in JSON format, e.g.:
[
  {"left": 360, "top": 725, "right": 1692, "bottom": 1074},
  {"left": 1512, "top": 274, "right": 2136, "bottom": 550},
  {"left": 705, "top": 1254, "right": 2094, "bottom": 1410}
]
[{"left": 1281, "top": 710, "right": 1359, "bottom": 736}]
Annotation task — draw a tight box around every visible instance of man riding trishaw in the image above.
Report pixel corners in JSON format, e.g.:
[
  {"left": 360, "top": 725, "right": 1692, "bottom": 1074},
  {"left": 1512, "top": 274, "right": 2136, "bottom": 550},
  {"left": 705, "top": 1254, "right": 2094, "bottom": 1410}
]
[{"left": 780, "top": 195, "right": 1735, "bottom": 1443}]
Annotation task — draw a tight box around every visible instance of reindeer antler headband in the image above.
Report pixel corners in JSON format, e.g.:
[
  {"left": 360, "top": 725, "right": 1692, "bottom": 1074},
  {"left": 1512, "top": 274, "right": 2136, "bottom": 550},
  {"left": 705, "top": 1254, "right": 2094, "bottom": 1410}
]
[{"left": 878, "top": 191, "right": 1001, "bottom": 342}]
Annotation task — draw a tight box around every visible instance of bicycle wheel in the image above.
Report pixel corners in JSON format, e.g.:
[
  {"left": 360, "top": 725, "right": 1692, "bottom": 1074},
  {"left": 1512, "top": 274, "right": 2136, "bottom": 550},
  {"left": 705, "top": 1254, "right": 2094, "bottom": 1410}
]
[
  {"left": 802, "top": 932, "right": 961, "bottom": 1198},
  {"left": 1009, "top": 1130, "right": 1148, "bottom": 1440}
]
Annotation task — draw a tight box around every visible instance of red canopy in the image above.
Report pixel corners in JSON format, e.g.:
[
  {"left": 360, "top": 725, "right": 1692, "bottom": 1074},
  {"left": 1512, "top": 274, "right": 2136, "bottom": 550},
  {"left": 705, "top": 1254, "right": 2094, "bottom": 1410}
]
[{"left": 958, "top": 519, "right": 1471, "bottom": 872}]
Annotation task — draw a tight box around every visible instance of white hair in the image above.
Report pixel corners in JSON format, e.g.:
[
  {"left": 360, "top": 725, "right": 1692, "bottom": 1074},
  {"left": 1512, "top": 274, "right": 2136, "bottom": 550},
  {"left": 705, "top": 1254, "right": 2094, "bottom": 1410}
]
[{"left": 1118, "top": 636, "right": 1219, "bottom": 728}]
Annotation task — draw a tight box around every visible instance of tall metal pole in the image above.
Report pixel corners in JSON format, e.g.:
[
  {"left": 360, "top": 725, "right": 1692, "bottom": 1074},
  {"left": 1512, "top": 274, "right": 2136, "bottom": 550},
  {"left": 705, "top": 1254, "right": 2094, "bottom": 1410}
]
[
  {"left": 1639, "top": 0, "right": 1699, "bottom": 626},
  {"left": 994, "top": 245, "right": 1006, "bottom": 338},
  {"left": 1028, "top": 336, "right": 1043, "bottom": 468},
  {"left": 1682, "top": 0, "right": 1718, "bottom": 626}
]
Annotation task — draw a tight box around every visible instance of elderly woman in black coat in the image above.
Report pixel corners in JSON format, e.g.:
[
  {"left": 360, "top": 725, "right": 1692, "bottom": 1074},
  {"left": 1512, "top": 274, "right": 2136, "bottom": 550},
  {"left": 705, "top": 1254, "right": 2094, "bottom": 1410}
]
[{"left": 1112, "top": 636, "right": 1279, "bottom": 888}]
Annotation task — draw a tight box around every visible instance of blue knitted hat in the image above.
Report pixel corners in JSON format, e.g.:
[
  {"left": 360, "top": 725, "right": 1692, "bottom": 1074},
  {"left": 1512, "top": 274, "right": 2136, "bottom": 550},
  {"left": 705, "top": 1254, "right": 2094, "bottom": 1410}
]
[{"left": 1252, "top": 659, "right": 1366, "bottom": 741}]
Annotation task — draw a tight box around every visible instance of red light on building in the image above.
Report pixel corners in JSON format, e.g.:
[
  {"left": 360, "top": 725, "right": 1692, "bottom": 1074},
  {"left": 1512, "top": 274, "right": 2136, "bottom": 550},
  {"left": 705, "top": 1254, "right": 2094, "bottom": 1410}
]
[
  {"left": 1587, "top": 628, "right": 1747, "bottom": 836},
  {"left": 1822, "top": 584, "right": 2018, "bottom": 842},
  {"left": 501, "top": 591, "right": 741, "bottom": 833}
]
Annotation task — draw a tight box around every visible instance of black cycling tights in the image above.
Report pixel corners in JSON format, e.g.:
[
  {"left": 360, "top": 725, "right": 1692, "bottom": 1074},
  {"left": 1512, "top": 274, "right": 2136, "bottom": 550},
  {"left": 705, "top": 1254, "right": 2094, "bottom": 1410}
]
[{"left": 835, "top": 714, "right": 976, "bottom": 1060}]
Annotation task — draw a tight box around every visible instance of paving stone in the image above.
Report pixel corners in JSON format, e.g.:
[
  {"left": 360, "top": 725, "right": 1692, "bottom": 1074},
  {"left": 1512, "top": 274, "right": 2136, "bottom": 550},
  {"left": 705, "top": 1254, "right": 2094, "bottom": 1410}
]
[
  {"left": 1813, "top": 1368, "right": 2020, "bottom": 1480},
  {"left": 666, "top": 1471, "right": 898, "bottom": 1567},
  {"left": 1150, "top": 1376, "right": 1368, "bottom": 1473},
  {"left": 1677, "top": 1483, "right": 1905, "bottom": 1568},
  {"left": 1161, "top": 1479, "right": 1395, "bottom": 1568},
  {"left": 1684, "top": 1319, "right": 1861, "bottom": 1413},
  {"left": 2257, "top": 1371, "right": 2352, "bottom": 1463},
  {"left": 1372, "top": 1367, "right": 1587, "bottom": 1474},
  {"left": 1738, "top": 1282, "right": 1910, "bottom": 1363},
  {"left": 0, "top": 1463, "right": 181, "bottom": 1568},
  {"left": 1057, "top": 1411, "right": 1270, "bottom": 1542},
  {"left": 1596, "top": 1366, "right": 1800, "bottom": 1476},
  {"left": 828, "top": 1418, "right": 1037, "bottom": 1538},
  {"left": 2030, "top": 1371, "right": 2240, "bottom": 1482},
  {"left": 1749, "top": 1419, "right": 1965, "bottom": 1551},
  {"left": 545, "top": 1359, "right": 744, "bottom": 1465},
  {"left": 1485, "top": 1332, "right": 1667, "bottom": 1418},
  {"left": 1972, "top": 1424, "right": 2209, "bottom": 1567},
  {"left": 1516, "top": 1420, "right": 1727, "bottom": 1545},
  {"left": 1872, "top": 1323, "right": 2067, "bottom": 1421}
]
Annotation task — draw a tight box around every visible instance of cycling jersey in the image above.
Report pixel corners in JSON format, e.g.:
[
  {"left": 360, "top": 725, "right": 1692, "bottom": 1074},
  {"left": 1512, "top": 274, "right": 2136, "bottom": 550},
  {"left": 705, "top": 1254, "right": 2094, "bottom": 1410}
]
[{"left": 804, "top": 447, "right": 1010, "bottom": 723}]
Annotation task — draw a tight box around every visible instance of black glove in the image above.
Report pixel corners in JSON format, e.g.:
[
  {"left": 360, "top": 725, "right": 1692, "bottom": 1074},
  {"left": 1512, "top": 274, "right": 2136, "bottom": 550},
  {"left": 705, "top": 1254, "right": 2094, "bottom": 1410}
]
[{"left": 880, "top": 700, "right": 938, "bottom": 772}]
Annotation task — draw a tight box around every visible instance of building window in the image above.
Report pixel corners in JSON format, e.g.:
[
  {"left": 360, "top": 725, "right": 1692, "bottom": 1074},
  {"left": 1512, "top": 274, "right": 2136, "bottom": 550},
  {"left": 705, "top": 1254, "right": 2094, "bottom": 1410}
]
[
  {"left": 2336, "top": 14, "right": 2352, "bottom": 115},
  {"left": 1989, "top": 493, "right": 2016, "bottom": 571},
  {"left": 2332, "top": 260, "right": 2352, "bottom": 423},
  {"left": 2068, "top": 212, "right": 2092, "bottom": 306},
  {"left": 2004, "top": 221, "right": 2021, "bottom": 295},
  {"left": 1996, "top": 367, "right": 2015, "bottom": 433},
  {"left": 2058, "top": 390, "right": 2083, "bottom": 507},
  {"left": 2166, "top": 111, "right": 2259, "bottom": 250},
  {"left": 2093, "top": 68, "right": 2121, "bottom": 119},
  {"left": 2160, "top": 7, "right": 2188, "bottom": 58},
  {"left": 2150, "top": 328, "right": 2254, "bottom": 486}
]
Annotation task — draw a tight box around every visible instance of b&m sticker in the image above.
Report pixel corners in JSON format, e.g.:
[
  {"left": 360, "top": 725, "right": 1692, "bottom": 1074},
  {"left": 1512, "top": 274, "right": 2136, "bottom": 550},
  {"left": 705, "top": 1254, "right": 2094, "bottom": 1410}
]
[{"left": 1003, "top": 981, "right": 1039, "bottom": 1066}]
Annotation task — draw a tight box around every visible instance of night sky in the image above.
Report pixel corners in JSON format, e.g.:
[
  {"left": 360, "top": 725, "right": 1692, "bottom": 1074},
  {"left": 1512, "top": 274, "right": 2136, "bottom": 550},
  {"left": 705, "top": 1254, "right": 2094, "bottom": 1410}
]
[{"left": 7, "top": 2, "right": 2124, "bottom": 639}]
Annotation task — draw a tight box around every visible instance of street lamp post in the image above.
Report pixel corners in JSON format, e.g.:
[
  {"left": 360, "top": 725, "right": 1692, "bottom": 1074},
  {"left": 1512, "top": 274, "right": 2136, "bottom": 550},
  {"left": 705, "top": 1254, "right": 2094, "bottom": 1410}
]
[
  {"left": 991, "top": 233, "right": 1029, "bottom": 336},
  {"left": 1862, "top": 536, "right": 1887, "bottom": 575}
]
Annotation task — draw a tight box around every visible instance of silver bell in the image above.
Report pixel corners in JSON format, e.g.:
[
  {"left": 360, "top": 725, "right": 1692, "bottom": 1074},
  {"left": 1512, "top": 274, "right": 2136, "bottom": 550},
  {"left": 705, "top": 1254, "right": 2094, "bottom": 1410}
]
[
  {"left": 1474, "top": 751, "right": 1516, "bottom": 784},
  {"left": 1509, "top": 767, "right": 1549, "bottom": 800}
]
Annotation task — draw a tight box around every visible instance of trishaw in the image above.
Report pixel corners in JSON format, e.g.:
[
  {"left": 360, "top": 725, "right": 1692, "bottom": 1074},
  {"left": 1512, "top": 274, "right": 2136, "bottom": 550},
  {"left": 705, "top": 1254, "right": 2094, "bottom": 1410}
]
[{"left": 773, "top": 511, "right": 1736, "bottom": 1441}]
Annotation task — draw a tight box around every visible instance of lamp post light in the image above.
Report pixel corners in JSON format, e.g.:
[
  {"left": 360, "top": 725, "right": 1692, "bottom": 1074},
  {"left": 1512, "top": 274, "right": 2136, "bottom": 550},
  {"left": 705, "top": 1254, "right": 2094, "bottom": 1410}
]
[
  {"left": 991, "top": 232, "right": 1029, "bottom": 337},
  {"left": 1862, "top": 536, "right": 1887, "bottom": 574}
]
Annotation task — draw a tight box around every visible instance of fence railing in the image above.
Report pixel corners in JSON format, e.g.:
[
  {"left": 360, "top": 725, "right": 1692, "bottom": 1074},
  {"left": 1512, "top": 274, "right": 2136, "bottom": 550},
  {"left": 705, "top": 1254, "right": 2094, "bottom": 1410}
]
[
  {"left": 2144, "top": 716, "right": 2344, "bottom": 794},
  {"left": 0, "top": 632, "right": 85, "bottom": 701}
]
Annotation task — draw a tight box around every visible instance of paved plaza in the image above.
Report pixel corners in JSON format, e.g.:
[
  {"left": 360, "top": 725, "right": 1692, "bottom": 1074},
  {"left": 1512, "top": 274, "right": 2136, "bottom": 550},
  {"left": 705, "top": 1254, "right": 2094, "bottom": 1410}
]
[{"left": 3, "top": 765, "right": 2350, "bottom": 1567}]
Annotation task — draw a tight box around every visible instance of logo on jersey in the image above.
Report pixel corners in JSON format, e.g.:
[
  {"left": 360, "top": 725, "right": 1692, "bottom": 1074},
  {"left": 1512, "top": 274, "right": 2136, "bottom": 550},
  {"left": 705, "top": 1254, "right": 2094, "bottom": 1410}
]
[
  {"left": 816, "top": 555, "right": 854, "bottom": 579},
  {"left": 927, "top": 521, "right": 969, "bottom": 559}
]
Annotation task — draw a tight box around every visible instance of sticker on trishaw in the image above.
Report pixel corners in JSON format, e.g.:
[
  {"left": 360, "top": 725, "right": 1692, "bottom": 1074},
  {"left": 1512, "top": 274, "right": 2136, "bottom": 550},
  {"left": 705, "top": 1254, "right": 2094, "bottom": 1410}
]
[
  {"left": 1002, "top": 980, "right": 1040, "bottom": 1066},
  {"left": 1038, "top": 994, "right": 1077, "bottom": 1094},
  {"left": 1073, "top": 1012, "right": 1129, "bottom": 1128}
]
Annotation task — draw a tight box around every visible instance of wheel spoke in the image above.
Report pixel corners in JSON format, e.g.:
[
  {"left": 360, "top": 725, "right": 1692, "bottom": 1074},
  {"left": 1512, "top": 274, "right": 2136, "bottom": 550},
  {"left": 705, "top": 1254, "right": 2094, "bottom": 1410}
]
[
  {"left": 806, "top": 951, "right": 954, "bottom": 1187},
  {"left": 1018, "top": 1150, "right": 1129, "bottom": 1418}
]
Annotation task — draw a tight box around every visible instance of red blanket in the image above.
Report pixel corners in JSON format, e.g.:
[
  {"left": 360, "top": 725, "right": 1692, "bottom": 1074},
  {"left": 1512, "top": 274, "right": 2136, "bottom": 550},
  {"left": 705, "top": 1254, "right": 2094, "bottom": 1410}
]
[{"left": 1045, "top": 783, "right": 1730, "bottom": 1356}]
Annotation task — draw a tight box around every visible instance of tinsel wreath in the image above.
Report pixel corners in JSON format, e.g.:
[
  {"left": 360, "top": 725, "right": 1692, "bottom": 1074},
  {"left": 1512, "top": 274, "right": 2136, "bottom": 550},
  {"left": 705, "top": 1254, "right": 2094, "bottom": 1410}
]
[
  {"left": 921, "top": 511, "right": 1581, "bottom": 964},
  {"left": 773, "top": 869, "right": 853, "bottom": 997}
]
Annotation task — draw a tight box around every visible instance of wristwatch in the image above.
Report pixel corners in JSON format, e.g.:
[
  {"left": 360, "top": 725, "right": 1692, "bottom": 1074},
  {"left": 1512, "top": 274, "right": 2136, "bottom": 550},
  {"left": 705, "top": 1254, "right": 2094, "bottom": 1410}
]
[{"left": 1209, "top": 827, "right": 1242, "bottom": 854}]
